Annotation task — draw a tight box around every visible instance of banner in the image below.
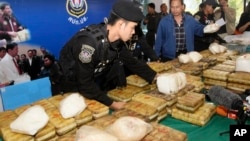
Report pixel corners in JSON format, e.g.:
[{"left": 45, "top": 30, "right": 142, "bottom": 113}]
[{"left": 5, "top": 0, "right": 115, "bottom": 58}]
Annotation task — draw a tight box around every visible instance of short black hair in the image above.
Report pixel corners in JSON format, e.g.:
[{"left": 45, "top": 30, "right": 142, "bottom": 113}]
[
  {"left": 0, "top": 2, "right": 10, "bottom": 10},
  {"left": 44, "top": 54, "right": 55, "bottom": 63},
  {"left": 0, "top": 47, "right": 6, "bottom": 52},
  {"left": 148, "top": 3, "right": 155, "bottom": 9},
  {"left": 170, "top": 0, "right": 184, "bottom": 5},
  {"left": 27, "top": 49, "right": 33, "bottom": 53},
  {"left": 32, "top": 49, "right": 37, "bottom": 53},
  {"left": 6, "top": 42, "right": 17, "bottom": 51}
]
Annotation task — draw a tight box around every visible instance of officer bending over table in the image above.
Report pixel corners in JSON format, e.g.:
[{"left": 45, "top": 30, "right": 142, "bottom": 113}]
[{"left": 58, "top": 0, "right": 157, "bottom": 110}]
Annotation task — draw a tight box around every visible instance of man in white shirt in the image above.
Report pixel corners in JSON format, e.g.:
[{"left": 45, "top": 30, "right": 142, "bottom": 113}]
[{"left": 0, "top": 42, "right": 30, "bottom": 84}]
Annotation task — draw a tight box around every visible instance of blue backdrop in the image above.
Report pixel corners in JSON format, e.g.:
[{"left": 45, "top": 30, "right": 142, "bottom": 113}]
[{"left": 5, "top": 0, "right": 116, "bottom": 58}]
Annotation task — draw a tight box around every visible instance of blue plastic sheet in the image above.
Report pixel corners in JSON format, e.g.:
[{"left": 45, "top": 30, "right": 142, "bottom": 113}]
[{"left": 0, "top": 77, "right": 52, "bottom": 110}]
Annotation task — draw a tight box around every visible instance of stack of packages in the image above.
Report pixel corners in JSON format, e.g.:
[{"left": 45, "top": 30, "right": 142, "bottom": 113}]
[
  {"left": 0, "top": 92, "right": 188, "bottom": 141},
  {"left": 0, "top": 93, "right": 110, "bottom": 140},
  {"left": 176, "top": 51, "right": 217, "bottom": 76},
  {"left": 107, "top": 84, "right": 147, "bottom": 102},
  {"left": 108, "top": 67, "right": 174, "bottom": 123},
  {"left": 202, "top": 67, "right": 231, "bottom": 88},
  {"left": 185, "top": 74, "right": 205, "bottom": 93},
  {"left": 199, "top": 47, "right": 233, "bottom": 88},
  {"left": 227, "top": 54, "right": 250, "bottom": 92},
  {"left": 171, "top": 92, "right": 216, "bottom": 126},
  {"left": 130, "top": 93, "right": 168, "bottom": 122},
  {"left": 227, "top": 72, "right": 250, "bottom": 92},
  {"left": 108, "top": 74, "right": 168, "bottom": 122},
  {"left": 154, "top": 71, "right": 216, "bottom": 126},
  {"left": 142, "top": 82, "right": 195, "bottom": 116},
  {"left": 202, "top": 53, "right": 250, "bottom": 93}
]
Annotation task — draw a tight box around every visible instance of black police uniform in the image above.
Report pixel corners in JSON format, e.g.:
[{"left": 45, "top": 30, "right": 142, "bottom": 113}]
[
  {"left": 143, "top": 12, "right": 160, "bottom": 48},
  {"left": 125, "top": 24, "right": 159, "bottom": 62},
  {"left": 194, "top": 11, "right": 226, "bottom": 52},
  {"left": 59, "top": 24, "right": 156, "bottom": 106}
]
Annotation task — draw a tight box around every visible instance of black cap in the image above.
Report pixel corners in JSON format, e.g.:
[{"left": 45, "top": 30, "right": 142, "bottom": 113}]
[
  {"left": 112, "top": 0, "right": 144, "bottom": 22},
  {"left": 203, "top": 0, "right": 220, "bottom": 7}
]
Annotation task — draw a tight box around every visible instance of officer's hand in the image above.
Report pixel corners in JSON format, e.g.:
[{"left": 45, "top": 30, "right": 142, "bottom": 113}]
[
  {"left": 109, "top": 101, "right": 126, "bottom": 110},
  {"left": 152, "top": 73, "right": 160, "bottom": 84}
]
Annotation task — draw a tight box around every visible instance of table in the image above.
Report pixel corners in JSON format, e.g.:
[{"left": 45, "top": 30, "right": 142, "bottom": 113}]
[{"left": 160, "top": 114, "right": 250, "bottom": 141}]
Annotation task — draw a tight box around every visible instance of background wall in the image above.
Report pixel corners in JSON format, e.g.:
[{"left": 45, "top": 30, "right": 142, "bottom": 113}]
[{"left": 5, "top": 0, "right": 116, "bottom": 58}]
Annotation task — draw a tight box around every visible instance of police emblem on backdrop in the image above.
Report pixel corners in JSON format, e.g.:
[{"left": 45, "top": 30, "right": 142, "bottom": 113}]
[
  {"left": 66, "top": 0, "right": 87, "bottom": 18},
  {"left": 79, "top": 44, "right": 95, "bottom": 63}
]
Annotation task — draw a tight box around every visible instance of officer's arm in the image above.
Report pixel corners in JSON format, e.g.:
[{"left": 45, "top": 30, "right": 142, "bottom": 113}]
[{"left": 120, "top": 47, "right": 157, "bottom": 83}]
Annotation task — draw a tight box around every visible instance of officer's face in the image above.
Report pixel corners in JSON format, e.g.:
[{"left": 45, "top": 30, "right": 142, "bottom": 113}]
[
  {"left": 205, "top": 5, "right": 214, "bottom": 14},
  {"left": 119, "top": 21, "right": 137, "bottom": 42}
]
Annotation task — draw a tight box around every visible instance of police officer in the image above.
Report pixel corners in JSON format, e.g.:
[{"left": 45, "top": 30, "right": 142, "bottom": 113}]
[
  {"left": 125, "top": 23, "right": 159, "bottom": 62},
  {"left": 125, "top": 1, "right": 159, "bottom": 63},
  {"left": 58, "top": 0, "right": 157, "bottom": 110},
  {"left": 124, "top": 23, "right": 159, "bottom": 77},
  {"left": 193, "top": 0, "right": 225, "bottom": 52}
]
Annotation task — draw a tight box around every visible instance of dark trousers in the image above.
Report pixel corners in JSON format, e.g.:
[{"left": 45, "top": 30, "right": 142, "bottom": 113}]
[{"left": 146, "top": 31, "right": 155, "bottom": 48}]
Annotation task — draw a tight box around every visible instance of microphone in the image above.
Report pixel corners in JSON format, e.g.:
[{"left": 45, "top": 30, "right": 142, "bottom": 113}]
[
  {"left": 207, "top": 85, "right": 247, "bottom": 125},
  {"left": 207, "top": 85, "right": 243, "bottom": 110}
]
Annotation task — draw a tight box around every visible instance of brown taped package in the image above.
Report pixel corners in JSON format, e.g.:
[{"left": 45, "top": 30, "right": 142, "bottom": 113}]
[
  {"left": 107, "top": 85, "right": 146, "bottom": 102},
  {"left": 1, "top": 127, "right": 34, "bottom": 141},
  {"left": 125, "top": 101, "right": 158, "bottom": 121},
  {"left": 132, "top": 93, "right": 168, "bottom": 111},
  {"left": 46, "top": 108, "right": 77, "bottom": 136},
  {"left": 85, "top": 99, "right": 109, "bottom": 119},
  {"left": 126, "top": 74, "right": 149, "bottom": 87},
  {"left": 142, "top": 122, "right": 187, "bottom": 141},
  {"left": 172, "top": 102, "right": 216, "bottom": 126},
  {"left": 176, "top": 92, "right": 205, "bottom": 112}
]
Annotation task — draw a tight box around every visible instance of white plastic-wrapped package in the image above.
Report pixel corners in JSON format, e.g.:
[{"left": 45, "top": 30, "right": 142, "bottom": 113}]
[
  {"left": 157, "top": 72, "right": 187, "bottom": 95},
  {"left": 178, "top": 51, "right": 203, "bottom": 63},
  {"left": 59, "top": 93, "right": 87, "bottom": 118},
  {"left": 106, "top": 116, "right": 153, "bottom": 141},
  {"left": 209, "top": 42, "right": 227, "bottom": 54},
  {"left": 12, "top": 29, "right": 31, "bottom": 43},
  {"left": 75, "top": 125, "right": 118, "bottom": 141},
  {"left": 188, "top": 51, "right": 203, "bottom": 63},
  {"left": 178, "top": 54, "right": 191, "bottom": 64},
  {"left": 10, "top": 105, "right": 49, "bottom": 135},
  {"left": 224, "top": 32, "right": 250, "bottom": 45},
  {"left": 218, "top": 44, "right": 227, "bottom": 53},
  {"left": 235, "top": 54, "right": 250, "bottom": 73},
  {"left": 157, "top": 73, "right": 179, "bottom": 95}
]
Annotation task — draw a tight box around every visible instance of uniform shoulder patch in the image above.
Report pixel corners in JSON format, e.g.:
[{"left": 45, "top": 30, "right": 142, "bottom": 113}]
[{"left": 79, "top": 44, "right": 95, "bottom": 63}]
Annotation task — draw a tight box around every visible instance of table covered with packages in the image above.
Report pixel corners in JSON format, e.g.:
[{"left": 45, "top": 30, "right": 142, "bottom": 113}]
[{"left": 1, "top": 45, "right": 250, "bottom": 141}]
